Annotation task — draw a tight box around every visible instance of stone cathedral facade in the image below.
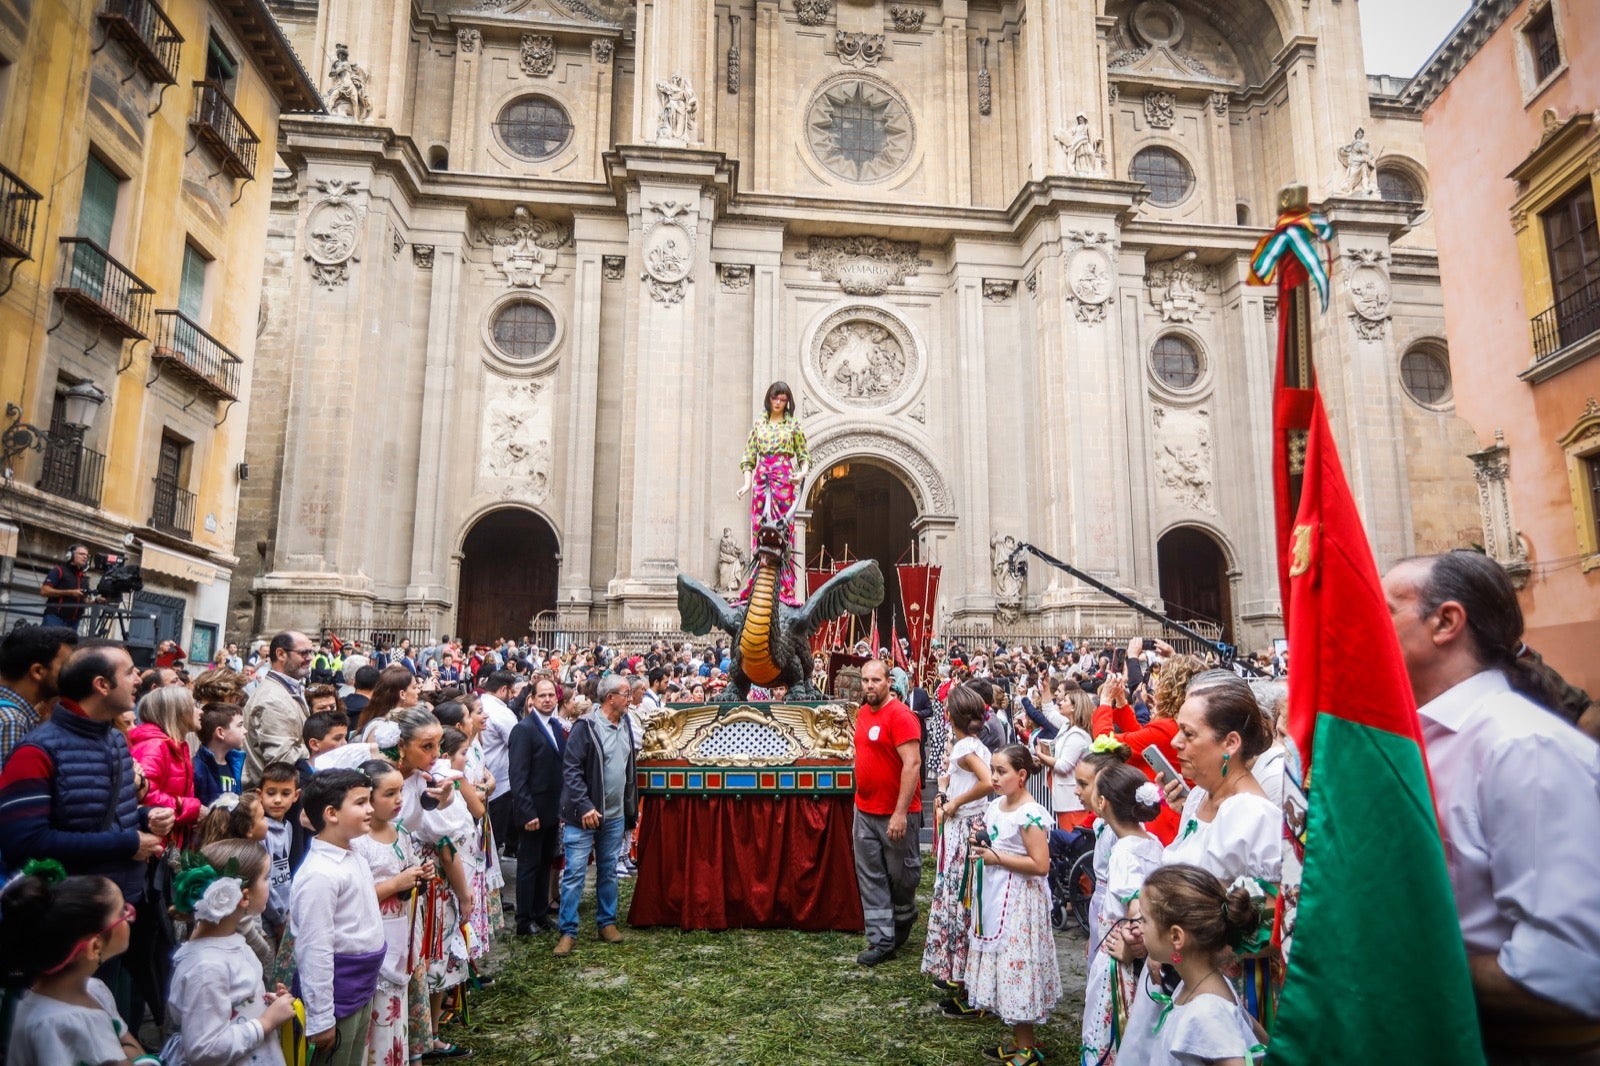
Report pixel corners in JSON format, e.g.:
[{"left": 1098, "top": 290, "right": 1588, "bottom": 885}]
[{"left": 235, "top": 0, "right": 1481, "bottom": 651}]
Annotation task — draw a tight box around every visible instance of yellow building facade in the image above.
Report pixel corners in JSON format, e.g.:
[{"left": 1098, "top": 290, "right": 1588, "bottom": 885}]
[{"left": 0, "top": 0, "right": 318, "bottom": 664}]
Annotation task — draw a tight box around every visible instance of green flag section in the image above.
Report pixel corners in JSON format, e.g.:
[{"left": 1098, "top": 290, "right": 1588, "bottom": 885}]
[
  {"left": 1269, "top": 715, "right": 1486, "bottom": 1063},
  {"left": 1266, "top": 390, "right": 1485, "bottom": 1064}
]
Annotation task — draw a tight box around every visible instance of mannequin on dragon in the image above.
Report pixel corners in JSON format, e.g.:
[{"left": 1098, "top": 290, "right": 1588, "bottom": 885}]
[{"left": 677, "top": 380, "right": 883, "bottom": 701}]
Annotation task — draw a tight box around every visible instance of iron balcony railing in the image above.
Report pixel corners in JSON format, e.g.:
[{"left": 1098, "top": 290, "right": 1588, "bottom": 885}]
[
  {"left": 55, "top": 237, "right": 155, "bottom": 340},
  {"left": 153, "top": 309, "right": 241, "bottom": 399},
  {"left": 37, "top": 437, "right": 106, "bottom": 507},
  {"left": 97, "top": 0, "right": 182, "bottom": 86},
  {"left": 0, "top": 163, "right": 42, "bottom": 262},
  {"left": 1530, "top": 277, "right": 1600, "bottom": 361},
  {"left": 1536, "top": 36, "right": 1562, "bottom": 82},
  {"left": 191, "top": 81, "right": 259, "bottom": 180},
  {"left": 149, "top": 477, "right": 195, "bottom": 538}
]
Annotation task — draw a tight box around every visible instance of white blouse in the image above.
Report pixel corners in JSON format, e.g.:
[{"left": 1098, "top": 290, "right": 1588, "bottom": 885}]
[
  {"left": 6, "top": 979, "right": 126, "bottom": 1066},
  {"left": 166, "top": 934, "right": 287, "bottom": 1066},
  {"left": 946, "top": 735, "right": 992, "bottom": 818},
  {"left": 1163, "top": 786, "right": 1283, "bottom": 884},
  {"left": 1155, "top": 985, "right": 1262, "bottom": 1065}
]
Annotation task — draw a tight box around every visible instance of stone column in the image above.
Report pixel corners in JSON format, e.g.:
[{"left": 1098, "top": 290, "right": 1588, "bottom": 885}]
[
  {"left": 606, "top": 148, "right": 736, "bottom": 623},
  {"left": 1017, "top": 0, "right": 1102, "bottom": 181},
  {"left": 948, "top": 267, "right": 993, "bottom": 618},
  {"left": 405, "top": 243, "right": 463, "bottom": 612},
  {"left": 631, "top": 0, "right": 719, "bottom": 147},
  {"left": 1319, "top": 196, "right": 1416, "bottom": 569}
]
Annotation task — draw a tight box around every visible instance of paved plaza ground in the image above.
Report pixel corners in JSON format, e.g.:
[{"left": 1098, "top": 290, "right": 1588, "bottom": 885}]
[{"left": 462, "top": 861, "right": 1090, "bottom": 1065}]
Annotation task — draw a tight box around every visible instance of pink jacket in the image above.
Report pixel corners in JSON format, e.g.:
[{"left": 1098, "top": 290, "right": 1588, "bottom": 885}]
[{"left": 128, "top": 722, "right": 202, "bottom": 827}]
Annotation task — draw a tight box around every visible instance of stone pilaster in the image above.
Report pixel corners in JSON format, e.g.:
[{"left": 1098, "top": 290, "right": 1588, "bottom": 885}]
[{"left": 631, "top": 0, "right": 719, "bottom": 147}]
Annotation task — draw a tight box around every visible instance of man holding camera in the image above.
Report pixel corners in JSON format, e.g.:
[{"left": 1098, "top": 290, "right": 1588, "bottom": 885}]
[
  {"left": 852, "top": 658, "right": 923, "bottom": 966},
  {"left": 40, "top": 544, "right": 93, "bottom": 631}
]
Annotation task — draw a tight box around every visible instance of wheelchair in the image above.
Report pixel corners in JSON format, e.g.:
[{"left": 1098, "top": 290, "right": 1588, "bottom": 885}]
[{"left": 1048, "top": 824, "right": 1096, "bottom": 933}]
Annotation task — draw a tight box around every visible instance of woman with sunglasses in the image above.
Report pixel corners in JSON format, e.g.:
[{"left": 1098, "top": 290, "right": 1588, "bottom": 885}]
[{"left": 1, "top": 860, "right": 152, "bottom": 1065}]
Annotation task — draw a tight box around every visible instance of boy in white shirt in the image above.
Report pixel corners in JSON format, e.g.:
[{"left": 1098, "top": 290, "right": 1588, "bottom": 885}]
[{"left": 289, "top": 768, "right": 386, "bottom": 1065}]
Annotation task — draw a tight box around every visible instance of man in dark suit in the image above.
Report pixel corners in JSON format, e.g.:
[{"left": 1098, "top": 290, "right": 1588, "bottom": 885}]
[{"left": 509, "top": 676, "right": 565, "bottom": 934}]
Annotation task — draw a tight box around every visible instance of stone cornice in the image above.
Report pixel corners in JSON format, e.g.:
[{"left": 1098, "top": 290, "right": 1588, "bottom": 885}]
[{"left": 1400, "top": 0, "right": 1518, "bottom": 113}]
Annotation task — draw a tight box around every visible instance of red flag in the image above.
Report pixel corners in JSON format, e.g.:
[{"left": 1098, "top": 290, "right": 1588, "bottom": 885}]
[
  {"left": 891, "top": 618, "right": 908, "bottom": 671},
  {"left": 805, "top": 568, "right": 834, "bottom": 653},
  {"left": 897, "top": 562, "right": 940, "bottom": 683},
  {"left": 1256, "top": 201, "right": 1485, "bottom": 1064}
]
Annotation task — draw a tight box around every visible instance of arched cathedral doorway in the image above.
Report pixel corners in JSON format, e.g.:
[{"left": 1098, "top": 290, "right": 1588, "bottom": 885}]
[
  {"left": 1156, "top": 526, "right": 1233, "bottom": 646},
  {"left": 806, "top": 460, "right": 918, "bottom": 648},
  {"left": 457, "top": 508, "right": 559, "bottom": 643}
]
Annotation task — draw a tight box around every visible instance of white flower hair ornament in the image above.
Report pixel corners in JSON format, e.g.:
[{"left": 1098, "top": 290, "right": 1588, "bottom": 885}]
[
  {"left": 1135, "top": 782, "right": 1163, "bottom": 807},
  {"left": 194, "top": 876, "right": 245, "bottom": 923}
]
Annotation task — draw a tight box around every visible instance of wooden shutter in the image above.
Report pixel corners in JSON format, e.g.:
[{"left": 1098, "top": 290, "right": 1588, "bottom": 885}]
[
  {"left": 78, "top": 155, "right": 118, "bottom": 247},
  {"left": 178, "top": 244, "right": 206, "bottom": 319}
]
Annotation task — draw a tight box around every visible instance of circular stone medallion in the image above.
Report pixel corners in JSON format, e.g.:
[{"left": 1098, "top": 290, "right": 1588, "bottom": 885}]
[
  {"left": 643, "top": 223, "right": 693, "bottom": 284},
  {"left": 811, "top": 306, "right": 918, "bottom": 409},
  {"left": 1068, "top": 246, "right": 1115, "bottom": 306}
]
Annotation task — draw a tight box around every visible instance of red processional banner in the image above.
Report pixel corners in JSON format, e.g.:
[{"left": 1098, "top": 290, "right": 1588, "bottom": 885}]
[{"left": 897, "top": 563, "right": 941, "bottom": 684}]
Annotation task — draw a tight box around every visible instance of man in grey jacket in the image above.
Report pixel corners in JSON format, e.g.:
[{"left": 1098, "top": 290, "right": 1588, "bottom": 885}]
[{"left": 554, "top": 673, "right": 637, "bottom": 957}]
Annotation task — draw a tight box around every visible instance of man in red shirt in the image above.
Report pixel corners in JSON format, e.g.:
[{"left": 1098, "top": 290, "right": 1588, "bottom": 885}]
[{"left": 851, "top": 658, "right": 922, "bottom": 966}]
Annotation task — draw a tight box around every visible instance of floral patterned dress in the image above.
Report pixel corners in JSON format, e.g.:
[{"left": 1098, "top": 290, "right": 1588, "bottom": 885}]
[
  {"left": 464, "top": 741, "right": 505, "bottom": 944},
  {"left": 400, "top": 774, "right": 470, "bottom": 996},
  {"left": 352, "top": 826, "right": 433, "bottom": 1066},
  {"left": 962, "top": 797, "right": 1063, "bottom": 1025},
  {"left": 920, "top": 735, "right": 990, "bottom": 984},
  {"left": 737, "top": 415, "right": 808, "bottom": 605}
]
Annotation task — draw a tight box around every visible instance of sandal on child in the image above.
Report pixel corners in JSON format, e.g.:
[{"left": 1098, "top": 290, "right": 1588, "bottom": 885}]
[
  {"left": 1005, "top": 1049, "right": 1045, "bottom": 1066},
  {"left": 421, "top": 1042, "right": 473, "bottom": 1060},
  {"left": 938, "top": 996, "right": 989, "bottom": 1020},
  {"left": 932, "top": 978, "right": 961, "bottom": 993},
  {"left": 979, "top": 1044, "right": 1020, "bottom": 1062}
]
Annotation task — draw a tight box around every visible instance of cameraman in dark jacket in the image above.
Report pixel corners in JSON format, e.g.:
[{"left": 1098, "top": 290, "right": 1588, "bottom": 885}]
[{"left": 553, "top": 673, "right": 637, "bottom": 956}]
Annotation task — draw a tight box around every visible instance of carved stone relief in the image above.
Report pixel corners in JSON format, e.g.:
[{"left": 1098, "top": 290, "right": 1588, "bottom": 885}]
[
  {"left": 1145, "top": 251, "right": 1215, "bottom": 322},
  {"left": 642, "top": 200, "right": 696, "bottom": 305},
  {"left": 814, "top": 310, "right": 914, "bottom": 407},
  {"left": 325, "top": 44, "right": 373, "bottom": 120},
  {"left": 305, "top": 179, "right": 364, "bottom": 288},
  {"left": 457, "top": 28, "right": 481, "bottom": 54},
  {"left": 1066, "top": 232, "right": 1116, "bottom": 325},
  {"left": 718, "top": 263, "right": 752, "bottom": 293},
  {"left": 1144, "top": 90, "right": 1175, "bottom": 129},
  {"left": 808, "top": 427, "right": 952, "bottom": 513},
  {"left": 1054, "top": 113, "right": 1108, "bottom": 177},
  {"left": 983, "top": 279, "right": 1017, "bottom": 304},
  {"left": 795, "top": 0, "right": 833, "bottom": 26},
  {"left": 412, "top": 244, "right": 435, "bottom": 269},
  {"left": 726, "top": 15, "right": 740, "bottom": 93},
  {"left": 1469, "top": 430, "right": 1530, "bottom": 586},
  {"left": 479, "top": 206, "right": 569, "bottom": 289},
  {"left": 1263, "top": 297, "right": 1278, "bottom": 322},
  {"left": 1336, "top": 127, "right": 1380, "bottom": 198},
  {"left": 888, "top": 5, "right": 924, "bottom": 32},
  {"left": 479, "top": 378, "right": 554, "bottom": 503},
  {"left": 1025, "top": 269, "right": 1038, "bottom": 297},
  {"left": 1151, "top": 404, "right": 1216, "bottom": 514},
  {"left": 836, "top": 31, "right": 885, "bottom": 68},
  {"left": 991, "top": 532, "right": 1024, "bottom": 620},
  {"left": 520, "top": 34, "right": 556, "bottom": 77},
  {"left": 592, "top": 39, "right": 614, "bottom": 65},
  {"left": 1210, "top": 91, "right": 1229, "bottom": 116},
  {"left": 602, "top": 255, "right": 625, "bottom": 281},
  {"left": 802, "top": 235, "right": 925, "bottom": 296},
  {"left": 1342, "top": 248, "right": 1391, "bottom": 341},
  {"left": 977, "top": 38, "right": 992, "bottom": 116}
]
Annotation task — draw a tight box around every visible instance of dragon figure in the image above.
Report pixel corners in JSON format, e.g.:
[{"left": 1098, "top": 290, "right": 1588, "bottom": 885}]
[{"left": 677, "top": 508, "right": 883, "bottom": 702}]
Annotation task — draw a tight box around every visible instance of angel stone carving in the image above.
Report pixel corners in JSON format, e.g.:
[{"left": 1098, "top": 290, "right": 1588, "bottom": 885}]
[
  {"left": 481, "top": 206, "right": 568, "bottom": 288},
  {"left": 326, "top": 44, "right": 372, "bottom": 120}
]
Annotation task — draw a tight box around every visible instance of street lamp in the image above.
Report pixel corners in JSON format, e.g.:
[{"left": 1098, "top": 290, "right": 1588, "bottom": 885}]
[{"left": 2, "top": 381, "right": 108, "bottom": 467}]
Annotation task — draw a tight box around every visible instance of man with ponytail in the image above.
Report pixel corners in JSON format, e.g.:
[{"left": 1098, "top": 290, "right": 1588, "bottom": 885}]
[{"left": 1384, "top": 551, "right": 1600, "bottom": 1053}]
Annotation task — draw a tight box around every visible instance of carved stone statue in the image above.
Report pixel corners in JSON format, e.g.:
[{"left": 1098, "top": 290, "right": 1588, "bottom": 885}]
[
  {"left": 325, "top": 44, "right": 372, "bottom": 121},
  {"left": 1338, "top": 127, "right": 1379, "bottom": 198},
  {"left": 655, "top": 73, "right": 699, "bottom": 141},
  {"left": 1055, "top": 113, "right": 1107, "bottom": 177},
  {"left": 717, "top": 527, "right": 746, "bottom": 594},
  {"left": 991, "top": 532, "right": 1023, "bottom": 603}
]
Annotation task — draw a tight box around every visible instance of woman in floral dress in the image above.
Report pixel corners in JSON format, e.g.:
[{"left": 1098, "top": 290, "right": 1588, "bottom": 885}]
[{"left": 734, "top": 380, "right": 808, "bottom": 604}]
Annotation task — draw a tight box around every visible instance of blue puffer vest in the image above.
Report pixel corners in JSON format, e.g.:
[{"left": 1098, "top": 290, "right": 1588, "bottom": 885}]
[{"left": 28, "top": 704, "right": 143, "bottom": 899}]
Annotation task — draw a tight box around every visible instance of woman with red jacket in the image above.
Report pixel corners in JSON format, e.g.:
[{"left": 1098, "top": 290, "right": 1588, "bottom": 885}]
[
  {"left": 128, "top": 685, "right": 204, "bottom": 836},
  {"left": 1091, "top": 652, "right": 1210, "bottom": 844}
]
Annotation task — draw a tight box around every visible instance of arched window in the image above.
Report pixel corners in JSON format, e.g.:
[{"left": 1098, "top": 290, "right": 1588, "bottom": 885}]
[
  {"left": 496, "top": 96, "right": 574, "bottom": 161},
  {"left": 1130, "top": 147, "right": 1195, "bottom": 206},
  {"left": 1378, "top": 166, "right": 1423, "bottom": 204}
]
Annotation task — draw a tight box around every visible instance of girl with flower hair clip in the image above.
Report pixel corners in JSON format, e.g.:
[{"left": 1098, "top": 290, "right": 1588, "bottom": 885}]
[
  {"left": 1, "top": 859, "right": 154, "bottom": 1066},
  {"left": 1080, "top": 762, "right": 1167, "bottom": 1066},
  {"left": 1075, "top": 736, "right": 1133, "bottom": 964},
  {"left": 164, "top": 840, "right": 298, "bottom": 1065}
]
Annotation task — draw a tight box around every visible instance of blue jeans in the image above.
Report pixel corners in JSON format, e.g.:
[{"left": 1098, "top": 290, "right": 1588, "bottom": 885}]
[{"left": 559, "top": 816, "right": 625, "bottom": 937}]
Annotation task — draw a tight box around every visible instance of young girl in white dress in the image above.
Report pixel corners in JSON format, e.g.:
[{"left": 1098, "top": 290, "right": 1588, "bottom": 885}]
[
  {"left": 921, "top": 686, "right": 992, "bottom": 999},
  {"left": 1080, "top": 763, "right": 1167, "bottom": 1066},
  {"left": 352, "top": 759, "right": 435, "bottom": 1066},
  {"left": 1074, "top": 738, "right": 1134, "bottom": 963},
  {"left": 962, "top": 745, "right": 1062, "bottom": 1066},
  {"left": 1135, "top": 864, "right": 1267, "bottom": 1066},
  {"left": 1, "top": 863, "right": 146, "bottom": 1066},
  {"left": 166, "top": 840, "right": 298, "bottom": 1066}
]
